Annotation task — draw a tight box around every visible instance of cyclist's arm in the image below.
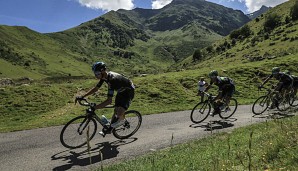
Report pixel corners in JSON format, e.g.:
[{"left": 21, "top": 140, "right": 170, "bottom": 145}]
[
  {"left": 94, "top": 86, "right": 114, "bottom": 110},
  {"left": 94, "top": 96, "right": 112, "bottom": 110},
  {"left": 260, "top": 75, "right": 272, "bottom": 87},
  {"left": 205, "top": 82, "right": 213, "bottom": 92},
  {"left": 82, "top": 86, "right": 99, "bottom": 98}
]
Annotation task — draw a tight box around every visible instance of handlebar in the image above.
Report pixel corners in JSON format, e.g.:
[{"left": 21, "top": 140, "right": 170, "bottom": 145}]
[
  {"left": 75, "top": 98, "right": 115, "bottom": 108},
  {"left": 201, "top": 91, "right": 215, "bottom": 100}
]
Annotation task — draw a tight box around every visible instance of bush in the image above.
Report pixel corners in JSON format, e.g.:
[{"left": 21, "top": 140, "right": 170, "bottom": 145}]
[
  {"left": 230, "top": 25, "right": 252, "bottom": 39},
  {"left": 264, "top": 13, "right": 281, "bottom": 31},
  {"left": 193, "top": 49, "right": 202, "bottom": 61},
  {"left": 290, "top": 0, "right": 298, "bottom": 20}
]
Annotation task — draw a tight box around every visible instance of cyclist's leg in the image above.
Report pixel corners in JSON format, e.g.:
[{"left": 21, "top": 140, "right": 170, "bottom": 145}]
[{"left": 112, "top": 88, "right": 134, "bottom": 127}]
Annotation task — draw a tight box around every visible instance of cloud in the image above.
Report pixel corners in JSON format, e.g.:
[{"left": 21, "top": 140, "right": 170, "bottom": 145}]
[
  {"left": 244, "top": 0, "right": 288, "bottom": 13},
  {"left": 77, "top": 0, "right": 134, "bottom": 11},
  {"left": 152, "top": 0, "right": 173, "bottom": 9}
]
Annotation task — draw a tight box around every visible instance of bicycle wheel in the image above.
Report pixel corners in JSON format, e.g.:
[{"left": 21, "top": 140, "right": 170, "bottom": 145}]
[
  {"left": 277, "top": 94, "right": 291, "bottom": 111},
  {"left": 113, "top": 110, "right": 142, "bottom": 139},
  {"left": 60, "top": 115, "right": 97, "bottom": 149},
  {"left": 219, "top": 98, "right": 238, "bottom": 119},
  {"left": 252, "top": 95, "right": 270, "bottom": 115},
  {"left": 190, "top": 101, "right": 211, "bottom": 123}
]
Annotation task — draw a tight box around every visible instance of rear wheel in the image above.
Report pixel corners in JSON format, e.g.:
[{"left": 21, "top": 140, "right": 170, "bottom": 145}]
[
  {"left": 219, "top": 98, "right": 238, "bottom": 119},
  {"left": 60, "top": 116, "right": 97, "bottom": 149},
  {"left": 277, "top": 93, "right": 291, "bottom": 111},
  {"left": 289, "top": 90, "right": 298, "bottom": 107},
  {"left": 190, "top": 101, "right": 211, "bottom": 123},
  {"left": 113, "top": 110, "right": 142, "bottom": 139},
  {"left": 252, "top": 95, "right": 270, "bottom": 115}
]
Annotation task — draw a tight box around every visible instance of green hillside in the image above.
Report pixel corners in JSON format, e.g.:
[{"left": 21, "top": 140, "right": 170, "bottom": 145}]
[
  {"left": 0, "top": 0, "right": 250, "bottom": 79},
  {"left": 0, "top": 25, "right": 91, "bottom": 79},
  {"left": 0, "top": 0, "right": 297, "bottom": 133},
  {"left": 174, "top": 0, "right": 298, "bottom": 74}
]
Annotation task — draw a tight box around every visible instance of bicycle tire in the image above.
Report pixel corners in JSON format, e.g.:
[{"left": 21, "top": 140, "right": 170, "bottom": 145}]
[
  {"left": 113, "top": 110, "right": 142, "bottom": 139},
  {"left": 277, "top": 93, "right": 291, "bottom": 111},
  {"left": 60, "top": 115, "right": 97, "bottom": 149},
  {"left": 219, "top": 98, "right": 238, "bottom": 119},
  {"left": 252, "top": 95, "right": 270, "bottom": 115},
  {"left": 289, "top": 91, "right": 298, "bottom": 107},
  {"left": 190, "top": 101, "right": 211, "bottom": 124}
]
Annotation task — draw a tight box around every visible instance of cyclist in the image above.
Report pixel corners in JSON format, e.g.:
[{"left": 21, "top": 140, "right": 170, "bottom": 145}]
[
  {"left": 259, "top": 67, "right": 293, "bottom": 108},
  {"left": 76, "top": 62, "right": 135, "bottom": 136},
  {"left": 205, "top": 70, "right": 235, "bottom": 115}
]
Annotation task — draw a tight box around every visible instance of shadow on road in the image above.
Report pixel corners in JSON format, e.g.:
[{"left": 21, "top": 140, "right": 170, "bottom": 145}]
[
  {"left": 252, "top": 110, "right": 296, "bottom": 119},
  {"left": 51, "top": 138, "right": 137, "bottom": 171},
  {"left": 189, "top": 118, "right": 237, "bottom": 131}
]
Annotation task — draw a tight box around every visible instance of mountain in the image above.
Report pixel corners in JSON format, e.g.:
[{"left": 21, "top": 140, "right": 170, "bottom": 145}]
[
  {"left": 0, "top": 0, "right": 250, "bottom": 79},
  {"left": 173, "top": 0, "right": 298, "bottom": 74},
  {"left": 247, "top": 5, "right": 271, "bottom": 19}
]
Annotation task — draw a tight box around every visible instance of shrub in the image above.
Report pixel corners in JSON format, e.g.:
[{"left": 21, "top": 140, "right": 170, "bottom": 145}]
[
  {"left": 290, "top": 0, "right": 298, "bottom": 20},
  {"left": 264, "top": 13, "right": 282, "bottom": 31},
  {"left": 230, "top": 25, "right": 252, "bottom": 39},
  {"left": 193, "top": 49, "right": 202, "bottom": 61}
]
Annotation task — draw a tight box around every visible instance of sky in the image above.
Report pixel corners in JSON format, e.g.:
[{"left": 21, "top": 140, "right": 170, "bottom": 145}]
[{"left": 0, "top": 0, "right": 289, "bottom": 33}]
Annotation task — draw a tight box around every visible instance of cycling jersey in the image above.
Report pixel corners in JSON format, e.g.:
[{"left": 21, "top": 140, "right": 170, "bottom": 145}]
[
  {"left": 96, "top": 71, "right": 135, "bottom": 109},
  {"left": 96, "top": 71, "right": 135, "bottom": 97},
  {"left": 270, "top": 72, "right": 293, "bottom": 88},
  {"left": 210, "top": 76, "right": 235, "bottom": 97},
  {"left": 210, "top": 76, "right": 234, "bottom": 89}
]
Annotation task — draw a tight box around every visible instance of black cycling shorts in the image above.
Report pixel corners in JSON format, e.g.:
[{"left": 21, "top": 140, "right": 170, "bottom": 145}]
[
  {"left": 115, "top": 87, "right": 135, "bottom": 110},
  {"left": 221, "top": 84, "right": 235, "bottom": 98}
]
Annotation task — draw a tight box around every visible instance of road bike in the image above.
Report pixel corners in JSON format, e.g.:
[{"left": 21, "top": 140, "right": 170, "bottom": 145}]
[
  {"left": 190, "top": 92, "right": 238, "bottom": 124},
  {"left": 60, "top": 98, "right": 142, "bottom": 149},
  {"left": 252, "top": 86, "right": 295, "bottom": 115}
]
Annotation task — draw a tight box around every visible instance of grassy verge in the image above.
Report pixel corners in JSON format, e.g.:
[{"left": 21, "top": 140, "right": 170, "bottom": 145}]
[
  {"left": 101, "top": 114, "right": 298, "bottom": 171},
  {"left": 0, "top": 54, "right": 297, "bottom": 132}
]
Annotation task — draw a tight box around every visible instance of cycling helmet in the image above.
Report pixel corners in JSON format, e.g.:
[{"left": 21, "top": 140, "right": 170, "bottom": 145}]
[
  {"left": 92, "top": 62, "right": 106, "bottom": 72},
  {"left": 272, "top": 67, "right": 280, "bottom": 75},
  {"left": 209, "top": 70, "right": 218, "bottom": 77}
]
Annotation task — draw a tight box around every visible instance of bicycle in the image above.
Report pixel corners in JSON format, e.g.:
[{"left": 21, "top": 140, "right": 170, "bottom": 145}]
[
  {"left": 190, "top": 91, "right": 238, "bottom": 124},
  {"left": 60, "top": 98, "right": 142, "bottom": 149},
  {"left": 252, "top": 86, "right": 292, "bottom": 115}
]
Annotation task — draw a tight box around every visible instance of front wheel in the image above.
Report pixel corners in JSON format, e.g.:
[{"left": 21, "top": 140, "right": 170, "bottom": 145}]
[
  {"left": 252, "top": 95, "right": 270, "bottom": 115},
  {"left": 219, "top": 98, "right": 238, "bottom": 119},
  {"left": 190, "top": 101, "right": 211, "bottom": 124},
  {"left": 113, "top": 110, "right": 142, "bottom": 139},
  {"left": 60, "top": 115, "right": 97, "bottom": 149}
]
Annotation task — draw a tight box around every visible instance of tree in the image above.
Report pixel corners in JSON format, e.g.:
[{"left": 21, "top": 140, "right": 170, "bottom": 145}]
[
  {"left": 193, "top": 49, "right": 202, "bottom": 61},
  {"left": 264, "top": 13, "right": 281, "bottom": 31},
  {"left": 290, "top": 0, "right": 298, "bottom": 20}
]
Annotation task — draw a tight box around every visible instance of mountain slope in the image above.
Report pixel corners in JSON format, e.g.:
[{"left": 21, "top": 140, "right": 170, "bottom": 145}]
[
  {"left": 174, "top": 0, "right": 298, "bottom": 74},
  {"left": 0, "top": 0, "right": 250, "bottom": 79}
]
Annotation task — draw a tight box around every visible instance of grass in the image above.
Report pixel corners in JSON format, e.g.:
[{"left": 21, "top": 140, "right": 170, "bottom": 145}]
[
  {"left": 0, "top": 51, "right": 297, "bottom": 132},
  {"left": 100, "top": 114, "right": 298, "bottom": 171}
]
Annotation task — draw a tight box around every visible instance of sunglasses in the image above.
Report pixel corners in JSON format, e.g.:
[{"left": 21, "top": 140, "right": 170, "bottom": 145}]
[{"left": 94, "top": 71, "right": 101, "bottom": 76}]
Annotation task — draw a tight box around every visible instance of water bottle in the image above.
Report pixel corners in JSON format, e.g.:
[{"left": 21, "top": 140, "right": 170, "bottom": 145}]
[{"left": 101, "top": 115, "right": 109, "bottom": 125}]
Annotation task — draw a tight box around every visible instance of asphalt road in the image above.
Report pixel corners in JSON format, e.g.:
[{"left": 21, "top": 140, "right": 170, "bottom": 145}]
[{"left": 0, "top": 105, "right": 296, "bottom": 171}]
